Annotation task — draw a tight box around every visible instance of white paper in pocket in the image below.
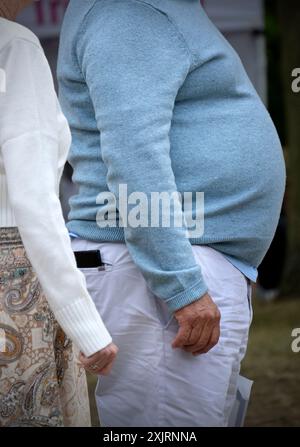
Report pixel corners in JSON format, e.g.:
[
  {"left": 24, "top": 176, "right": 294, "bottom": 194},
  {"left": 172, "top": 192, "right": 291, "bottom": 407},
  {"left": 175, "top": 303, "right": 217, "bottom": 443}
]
[{"left": 228, "top": 375, "right": 253, "bottom": 427}]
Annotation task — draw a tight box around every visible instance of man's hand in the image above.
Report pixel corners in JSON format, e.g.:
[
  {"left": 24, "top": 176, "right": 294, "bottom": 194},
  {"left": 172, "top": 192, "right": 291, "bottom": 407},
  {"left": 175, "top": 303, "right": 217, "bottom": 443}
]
[
  {"left": 79, "top": 342, "right": 119, "bottom": 376},
  {"left": 172, "top": 293, "right": 221, "bottom": 355}
]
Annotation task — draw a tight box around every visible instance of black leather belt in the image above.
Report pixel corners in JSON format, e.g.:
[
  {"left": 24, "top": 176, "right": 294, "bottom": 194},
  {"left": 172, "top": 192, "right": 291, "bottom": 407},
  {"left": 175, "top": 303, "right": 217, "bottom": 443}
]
[{"left": 74, "top": 250, "right": 104, "bottom": 268}]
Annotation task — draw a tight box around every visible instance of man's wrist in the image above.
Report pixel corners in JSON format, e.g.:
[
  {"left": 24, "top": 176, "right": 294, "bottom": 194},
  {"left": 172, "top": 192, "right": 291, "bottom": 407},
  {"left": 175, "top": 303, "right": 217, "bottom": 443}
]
[{"left": 164, "top": 280, "right": 208, "bottom": 313}]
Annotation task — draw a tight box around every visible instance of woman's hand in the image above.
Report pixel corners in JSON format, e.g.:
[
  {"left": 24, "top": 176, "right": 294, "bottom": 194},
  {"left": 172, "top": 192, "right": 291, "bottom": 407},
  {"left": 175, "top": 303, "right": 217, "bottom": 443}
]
[{"left": 79, "top": 342, "right": 119, "bottom": 376}]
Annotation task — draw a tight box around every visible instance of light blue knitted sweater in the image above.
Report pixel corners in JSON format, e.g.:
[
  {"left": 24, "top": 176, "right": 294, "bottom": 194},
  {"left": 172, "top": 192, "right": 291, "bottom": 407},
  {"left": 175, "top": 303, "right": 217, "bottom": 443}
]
[{"left": 57, "top": 0, "right": 286, "bottom": 312}]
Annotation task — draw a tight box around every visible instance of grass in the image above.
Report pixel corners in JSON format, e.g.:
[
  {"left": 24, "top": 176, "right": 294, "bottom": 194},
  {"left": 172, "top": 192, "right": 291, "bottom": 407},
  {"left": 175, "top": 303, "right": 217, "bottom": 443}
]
[
  {"left": 242, "top": 295, "right": 300, "bottom": 427},
  {"left": 88, "top": 296, "right": 300, "bottom": 427}
]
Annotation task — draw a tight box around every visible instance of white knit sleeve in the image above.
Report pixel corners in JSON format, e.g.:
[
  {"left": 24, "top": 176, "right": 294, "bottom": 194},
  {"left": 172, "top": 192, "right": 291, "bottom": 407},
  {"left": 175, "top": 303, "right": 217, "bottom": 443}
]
[{"left": 0, "top": 38, "right": 112, "bottom": 356}]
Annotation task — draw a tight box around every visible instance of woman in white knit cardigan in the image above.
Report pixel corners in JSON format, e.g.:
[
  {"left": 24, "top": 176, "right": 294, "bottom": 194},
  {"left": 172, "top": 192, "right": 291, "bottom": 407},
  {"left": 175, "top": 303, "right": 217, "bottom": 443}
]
[{"left": 0, "top": 0, "right": 118, "bottom": 427}]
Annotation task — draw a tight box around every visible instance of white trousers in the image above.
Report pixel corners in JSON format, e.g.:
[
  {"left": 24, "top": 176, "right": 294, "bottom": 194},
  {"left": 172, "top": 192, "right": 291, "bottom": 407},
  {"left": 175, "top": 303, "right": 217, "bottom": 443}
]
[{"left": 71, "top": 238, "right": 253, "bottom": 427}]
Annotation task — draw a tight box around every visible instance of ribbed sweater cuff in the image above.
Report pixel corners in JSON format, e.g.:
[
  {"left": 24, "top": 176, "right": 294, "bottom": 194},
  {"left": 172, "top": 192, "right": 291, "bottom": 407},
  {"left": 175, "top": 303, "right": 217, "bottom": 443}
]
[
  {"left": 55, "top": 299, "right": 112, "bottom": 357},
  {"left": 164, "top": 279, "right": 208, "bottom": 313}
]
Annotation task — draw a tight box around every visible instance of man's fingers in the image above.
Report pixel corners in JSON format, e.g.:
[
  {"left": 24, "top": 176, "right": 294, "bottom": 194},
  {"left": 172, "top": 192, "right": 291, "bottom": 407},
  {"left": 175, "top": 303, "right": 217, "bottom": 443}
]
[
  {"left": 171, "top": 293, "right": 221, "bottom": 353},
  {"left": 202, "top": 325, "right": 221, "bottom": 353},
  {"left": 183, "top": 319, "right": 214, "bottom": 353},
  {"left": 183, "top": 323, "right": 205, "bottom": 347},
  {"left": 172, "top": 324, "right": 192, "bottom": 348},
  {"left": 192, "top": 325, "right": 221, "bottom": 356}
]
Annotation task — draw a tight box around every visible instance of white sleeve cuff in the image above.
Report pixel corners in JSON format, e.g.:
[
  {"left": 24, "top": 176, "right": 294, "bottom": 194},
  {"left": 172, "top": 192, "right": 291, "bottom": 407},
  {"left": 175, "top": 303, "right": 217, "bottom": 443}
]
[{"left": 55, "top": 298, "right": 112, "bottom": 357}]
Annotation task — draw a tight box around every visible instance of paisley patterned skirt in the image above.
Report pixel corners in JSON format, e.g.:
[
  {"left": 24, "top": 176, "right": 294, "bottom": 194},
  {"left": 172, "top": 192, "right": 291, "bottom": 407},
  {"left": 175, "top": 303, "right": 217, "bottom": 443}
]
[{"left": 0, "top": 228, "right": 91, "bottom": 427}]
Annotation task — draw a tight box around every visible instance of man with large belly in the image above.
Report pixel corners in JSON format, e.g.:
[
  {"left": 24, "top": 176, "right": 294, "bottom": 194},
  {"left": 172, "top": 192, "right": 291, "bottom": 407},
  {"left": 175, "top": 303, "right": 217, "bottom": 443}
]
[{"left": 58, "top": 0, "right": 286, "bottom": 427}]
